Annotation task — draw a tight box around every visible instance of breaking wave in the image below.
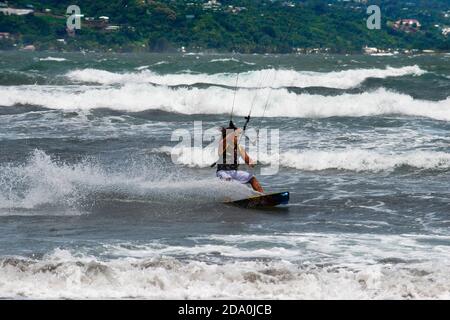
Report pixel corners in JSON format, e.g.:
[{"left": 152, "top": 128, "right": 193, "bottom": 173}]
[
  {"left": 269, "top": 149, "right": 450, "bottom": 172},
  {"left": 155, "top": 146, "right": 450, "bottom": 172},
  {"left": 1, "top": 232, "right": 449, "bottom": 299},
  {"left": 208, "top": 57, "right": 255, "bottom": 65},
  {"left": 209, "top": 57, "right": 240, "bottom": 63},
  {"left": 65, "top": 65, "right": 426, "bottom": 89},
  {"left": 39, "top": 57, "right": 68, "bottom": 62},
  {"left": 135, "top": 61, "right": 169, "bottom": 70},
  {"left": 1, "top": 85, "right": 449, "bottom": 121}
]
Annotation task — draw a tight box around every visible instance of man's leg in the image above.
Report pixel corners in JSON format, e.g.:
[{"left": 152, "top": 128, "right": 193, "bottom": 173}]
[{"left": 249, "top": 177, "right": 264, "bottom": 193}]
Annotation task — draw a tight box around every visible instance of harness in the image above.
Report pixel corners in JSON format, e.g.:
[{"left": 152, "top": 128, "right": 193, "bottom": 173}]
[{"left": 217, "top": 126, "right": 238, "bottom": 172}]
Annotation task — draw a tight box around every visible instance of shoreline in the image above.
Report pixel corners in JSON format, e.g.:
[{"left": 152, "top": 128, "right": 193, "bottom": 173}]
[{"left": 1, "top": 49, "right": 449, "bottom": 56}]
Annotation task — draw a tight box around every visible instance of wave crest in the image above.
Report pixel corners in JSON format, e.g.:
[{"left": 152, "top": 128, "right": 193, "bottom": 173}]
[
  {"left": 39, "top": 57, "right": 68, "bottom": 62},
  {"left": 1, "top": 232, "right": 450, "bottom": 299},
  {"left": 155, "top": 146, "right": 450, "bottom": 172},
  {"left": 66, "top": 65, "right": 426, "bottom": 89},
  {"left": 1, "top": 85, "right": 448, "bottom": 121}
]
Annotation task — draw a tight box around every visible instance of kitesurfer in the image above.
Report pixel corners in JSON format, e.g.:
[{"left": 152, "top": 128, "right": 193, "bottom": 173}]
[{"left": 216, "top": 121, "right": 264, "bottom": 193}]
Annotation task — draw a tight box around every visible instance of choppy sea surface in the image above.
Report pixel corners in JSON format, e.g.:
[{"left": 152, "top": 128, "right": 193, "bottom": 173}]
[{"left": 0, "top": 51, "right": 449, "bottom": 299}]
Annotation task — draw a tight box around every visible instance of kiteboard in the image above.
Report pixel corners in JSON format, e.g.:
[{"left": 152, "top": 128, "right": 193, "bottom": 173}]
[{"left": 225, "top": 191, "right": 289, "bottom": 209}]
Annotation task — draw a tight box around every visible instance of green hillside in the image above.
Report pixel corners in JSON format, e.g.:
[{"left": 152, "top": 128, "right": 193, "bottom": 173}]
[{"left": 0, "top": 0, "right": 449, "bottom": 52}]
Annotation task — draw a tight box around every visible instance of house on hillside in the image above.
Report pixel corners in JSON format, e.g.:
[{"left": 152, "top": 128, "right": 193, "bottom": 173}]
[
  {"left": 105, "top": 25, "right": 120, "bottom": 32},
  {"left": 0, "top": 32, "right": 10, "bottom": 39},
  {"left": 84, "top": 16, "right": 110, "bottom": 29},
  {"left": 281, "top": 1, "right": 295, "bottom": 7},
  {"left": 0, "top": 7, "right": 34, "bottom": 15},
  {"left": 203, "top": 0, "right": 221, "bottom": 11},
  {"left": 225, "top": 5, "right": 246, "bottom": 14},
  {"left": 363, "top": 46, "right": 378, "bottom": 54},
  {"left": 393, "top": 19, "right": 421, "bottom": 33},
  {"left": 443, "top": 27, "right": 450, "bottom": 37},
  {"left": 21, "top": 44, "right": 35, "bottom": 51}
]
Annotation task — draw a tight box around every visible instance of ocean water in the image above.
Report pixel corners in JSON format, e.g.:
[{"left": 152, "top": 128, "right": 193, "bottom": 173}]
[{"left": 0, "top": 51, "right": 449, "bottom": 299}]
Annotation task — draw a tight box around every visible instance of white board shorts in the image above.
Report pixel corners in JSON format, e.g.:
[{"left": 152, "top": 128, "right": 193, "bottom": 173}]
[{"left": 217, "top": 170, "right": 253, "bottom": 184}]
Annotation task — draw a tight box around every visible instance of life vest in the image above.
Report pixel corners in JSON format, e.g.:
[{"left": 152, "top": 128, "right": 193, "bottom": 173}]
[{"left": 217, "top": 128, "right": 239, "bottom": 171}]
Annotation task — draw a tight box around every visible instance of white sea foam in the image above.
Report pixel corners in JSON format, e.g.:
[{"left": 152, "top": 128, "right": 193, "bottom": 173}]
[
  {"left": 0, "top": 150, "right": 250, "bottom": 213},
  {"left": 370, "top": 53, "right": 395, "bottom": 57},
  {"left": 207, "top": 58, "right": 256, "bottom": 65},
  {"left": 135, "top": 65, "right": 150, "bottom": 70},
  {"left": 272, "top": 149, "right": 450, "bottom": 172},
  {"left": 39, "top": 57, "right": 68, "bottom": 62},
  {"left": 154, "top": 146, "right": 450, "bottom": 172},
  {"left": 65, "top": 65, "right": 426, "bottom": 88},
  {"left": 0, "top": 232, "right": 449, "bottom": 299},
  {"left": 0, "top": 150, "right": 104, "bottom": 211},
  {"left": 1, "top": 85, "right": 449, "bottom": 121},
  {"left": 209, "top": 58, "right": 240, "bottom": 63}
]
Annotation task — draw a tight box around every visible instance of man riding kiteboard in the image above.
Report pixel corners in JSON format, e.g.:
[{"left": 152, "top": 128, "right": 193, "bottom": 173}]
[{"left": 216, "top": 120, "right": 264, "bottom": 193}]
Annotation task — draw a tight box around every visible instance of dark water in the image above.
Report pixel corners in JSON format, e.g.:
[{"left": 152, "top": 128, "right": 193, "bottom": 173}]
[{"left": 0, "top": 52, "right": 449, "bottom": 299}]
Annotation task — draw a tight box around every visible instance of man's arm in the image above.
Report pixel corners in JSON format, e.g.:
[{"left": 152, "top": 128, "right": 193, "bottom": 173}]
[
  {"left": 218, "top": 139, "right": 224, "bottom": 156},
  {"left": 239, "top": 145, "right": 255, "bottom": 167}
]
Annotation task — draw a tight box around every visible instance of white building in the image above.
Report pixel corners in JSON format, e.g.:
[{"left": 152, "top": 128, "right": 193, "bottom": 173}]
[
  {"left": 21, "top": 44, "right": 35, "bottom": 51},
  {"left": 363, "top": 46, "right": 378, "bottom": 54},
  {"left": 105, "top": 25, "right": 120, "bottom": 31},
  {"left": 0, "top": 32, "right": 10, "bottom": 39},
  {"left": 443, "top": 27, "right": 450, "bottom": 36},
  {"left": 203, "top": 0, "right": 221, "bottom": 10},
  {"left": 0, "top": 7, "right": 34, "bottom": 15}
]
